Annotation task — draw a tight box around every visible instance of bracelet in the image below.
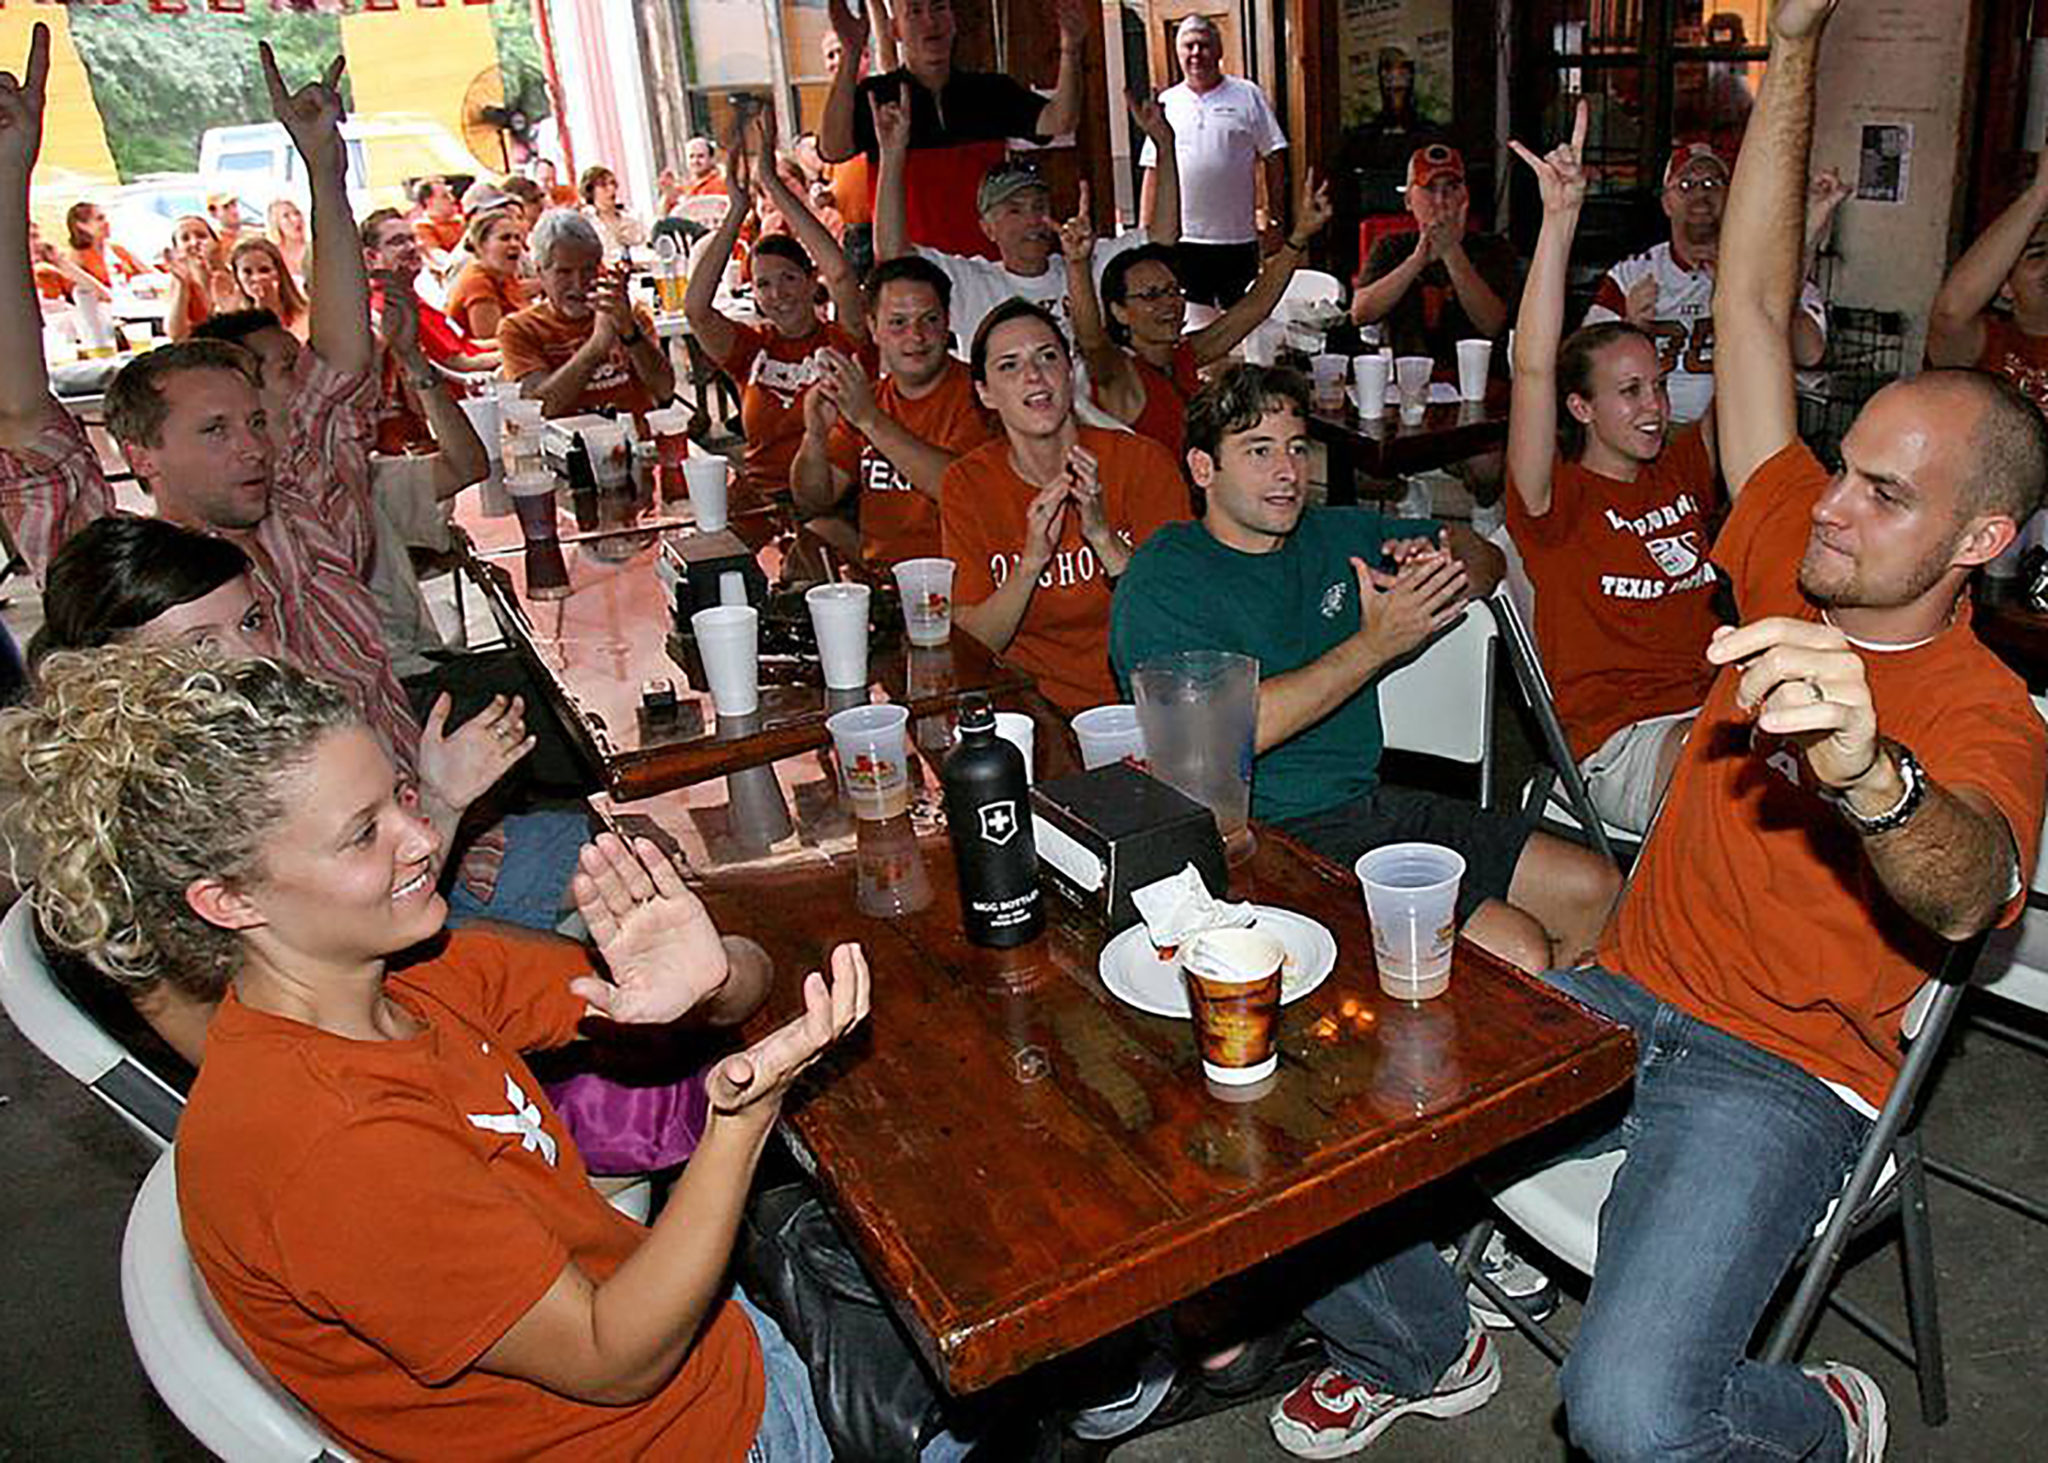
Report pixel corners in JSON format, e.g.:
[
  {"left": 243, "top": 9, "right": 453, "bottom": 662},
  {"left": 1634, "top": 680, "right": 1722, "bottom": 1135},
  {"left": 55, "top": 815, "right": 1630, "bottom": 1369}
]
[
  {"left": 1286, "top": 236, "right": 1310, "bottom": 253},
  {"left": 1825, "top": 739, "right": 1927, "bottom": 836}
]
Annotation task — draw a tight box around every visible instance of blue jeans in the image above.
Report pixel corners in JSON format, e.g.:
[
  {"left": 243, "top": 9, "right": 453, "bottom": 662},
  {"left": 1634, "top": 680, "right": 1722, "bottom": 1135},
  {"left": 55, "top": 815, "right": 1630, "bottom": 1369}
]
[
  {"left": 1304, "top": 964, "right": 1868, "bottom": 1462},
  {"left": 444, "top": 809, "right": 589, "bottom": 933},
  {"left": 740, "top": 1291, "right": 834, "bottom": 1463}
]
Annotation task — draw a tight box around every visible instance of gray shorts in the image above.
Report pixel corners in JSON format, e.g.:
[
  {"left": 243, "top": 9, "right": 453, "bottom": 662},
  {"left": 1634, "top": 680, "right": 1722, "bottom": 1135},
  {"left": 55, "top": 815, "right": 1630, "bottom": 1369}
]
[{"left": 1579, "top": 709, "right": 1695, "bottom": 836}]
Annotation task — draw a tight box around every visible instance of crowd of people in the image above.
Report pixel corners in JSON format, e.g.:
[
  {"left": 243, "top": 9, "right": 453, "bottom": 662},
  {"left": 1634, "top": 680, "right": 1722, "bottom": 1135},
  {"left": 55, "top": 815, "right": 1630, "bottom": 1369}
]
[{"left": 5, "top": 0, "right": 2048, "bottom": 1458}]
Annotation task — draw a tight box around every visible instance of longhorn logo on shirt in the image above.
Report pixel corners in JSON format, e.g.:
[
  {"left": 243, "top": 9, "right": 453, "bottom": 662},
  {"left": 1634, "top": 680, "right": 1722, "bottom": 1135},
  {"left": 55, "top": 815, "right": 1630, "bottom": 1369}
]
[
  {"left": 467, "top": 1072, "right": 559, "bottom": 1166},
  {"left": 1644, "top": 530, "right": 1702, "bottom": 579},
  {"left": 748, "top": 349, "right": 827, "bottom": 409},
  {"left": 1320, "top": 580, "right": 1349, "bottom": 619}
]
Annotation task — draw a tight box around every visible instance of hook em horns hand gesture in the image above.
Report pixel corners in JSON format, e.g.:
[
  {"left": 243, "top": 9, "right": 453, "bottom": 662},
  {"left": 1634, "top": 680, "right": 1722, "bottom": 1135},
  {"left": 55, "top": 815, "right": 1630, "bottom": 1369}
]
[
  {"left": 0, "top": 23, "right": 50, "bottom": 177},
  {"left": 1509, "top": 97, "right": 1590, "bottom": 216}
]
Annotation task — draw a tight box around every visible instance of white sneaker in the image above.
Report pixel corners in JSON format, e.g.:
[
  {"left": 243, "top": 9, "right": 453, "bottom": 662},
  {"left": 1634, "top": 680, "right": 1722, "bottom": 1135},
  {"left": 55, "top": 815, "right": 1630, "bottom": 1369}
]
[
  {"left": 1067, "top": 1347, "right": 1177, "bottom": 1441},
  {"left": 1442, "top": 1232, "right": 1559, "bottom": 1329},
  {"left": 1804, "top": 1361, "right": 1888, "bottom": 1463},
  {"left": 1269, "top": 1326, "right": 1499, "bottom": 1459}
]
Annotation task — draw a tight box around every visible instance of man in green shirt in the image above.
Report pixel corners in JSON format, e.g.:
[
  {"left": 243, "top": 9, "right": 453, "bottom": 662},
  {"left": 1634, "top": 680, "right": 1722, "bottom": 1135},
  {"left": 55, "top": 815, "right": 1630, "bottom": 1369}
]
[{"left": 1110, "top": 364, "right": 1620, "bottom": 974}]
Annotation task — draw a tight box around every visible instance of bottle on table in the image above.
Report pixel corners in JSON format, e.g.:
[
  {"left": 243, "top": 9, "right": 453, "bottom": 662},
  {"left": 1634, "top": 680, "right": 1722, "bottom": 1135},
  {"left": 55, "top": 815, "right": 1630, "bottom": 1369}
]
[
  {"left": 941, "top": 695, "right": 1044, "bottom": 949},
  {"left": 565, "top": 431, "right": 600, "bottom": 533}
]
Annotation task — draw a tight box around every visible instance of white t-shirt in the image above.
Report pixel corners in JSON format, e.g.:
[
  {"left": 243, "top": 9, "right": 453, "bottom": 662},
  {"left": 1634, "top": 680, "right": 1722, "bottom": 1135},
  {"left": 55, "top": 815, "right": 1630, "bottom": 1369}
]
[
  {"left": 1136, "top": 75, "right": 1288, "bottom": 246},
  {"left": 916, "top": 229, "right": 1154, "bottom": 359},
  {"left": 1582, "top": 240, "right": 1828, "bottom": 424}
]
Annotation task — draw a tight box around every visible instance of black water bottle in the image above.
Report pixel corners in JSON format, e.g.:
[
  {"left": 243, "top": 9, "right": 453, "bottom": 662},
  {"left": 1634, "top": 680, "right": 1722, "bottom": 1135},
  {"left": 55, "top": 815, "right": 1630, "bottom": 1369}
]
[
  {"left": 941, "top": 697, "right": 1044, "bottom": 948},
  {"left": 565, "top": 432, "right": 600, "bottom": 532}
]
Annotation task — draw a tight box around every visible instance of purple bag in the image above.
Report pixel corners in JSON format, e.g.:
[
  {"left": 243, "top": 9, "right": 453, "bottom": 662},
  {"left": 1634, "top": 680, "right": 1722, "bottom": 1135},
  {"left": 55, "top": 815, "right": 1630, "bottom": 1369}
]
[{"left": 542, "top": 1068, "right": 710, "bottom": 1176}]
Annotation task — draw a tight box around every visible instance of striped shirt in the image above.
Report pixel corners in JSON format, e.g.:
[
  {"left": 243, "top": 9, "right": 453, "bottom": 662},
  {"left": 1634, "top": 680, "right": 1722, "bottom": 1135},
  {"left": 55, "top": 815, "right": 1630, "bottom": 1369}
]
[{"left": 0, "top": 354, "right": 504, "bottom": 899}]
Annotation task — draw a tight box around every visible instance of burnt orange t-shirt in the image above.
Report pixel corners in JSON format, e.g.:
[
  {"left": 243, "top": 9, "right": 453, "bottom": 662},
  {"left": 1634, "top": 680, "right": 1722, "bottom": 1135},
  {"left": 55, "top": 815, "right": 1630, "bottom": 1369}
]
[
  {"left": 176, "top": 928, "right": 766, "bottom": 1462},
  {"left": 1506, "top": 423, "right": 1724, "bottom": 759},
  {"left": 942, "top": 425, "right": 1191, "bottom": 713},
  {"left": 498, "top": 299, "right": 663, "bottom": 427},
  {"left": 826, "top": 153, "right": 874, "bottom": 229},
  {"left": 682, "top": 173, "right": 730, "bottom": 199},
  {"left": 413, "top": 212, "right": 466, "bottom": 253},
  {"left": 445, "top": 262, "right": 531, "bottom": 340},
  {"left": 827, "top": 358, "right": 994, "bottom": 568},
  {"left": 1975, "top": 315, "right": 2048, "bottom": 415},
  {"left": 1123, "top": 343, "right": 1202, "bottom": 464},
  {"left": 1603, "top": 441, "right": 2047, "bottom": 1109},
  {"left": 73, "top": 241, "right": 145, "bottom": 288},
  {"left": 716, "top": 319, "right": 866, "bottom": 498}
]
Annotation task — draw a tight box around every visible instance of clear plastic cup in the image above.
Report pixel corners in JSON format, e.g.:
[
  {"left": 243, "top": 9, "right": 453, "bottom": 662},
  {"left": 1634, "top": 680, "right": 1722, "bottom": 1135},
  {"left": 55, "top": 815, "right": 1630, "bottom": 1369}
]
[
  {"left": 1071, "top": 704, "right": 1148, "bottom": 770},
  {"left": 690, "top": 604, "right": 759, "bottom": 717},
  {"left": 1131, "top": 650, "right": 1259, "bottom": 861},
  {"left": 1394, "top": 356, "right": 1434, "bottom": 422},
  {"left": 806, "top": 582, "right": 873, "bottom": 690},
  {"left": 1456, "top": 338, "right": 1493, "bottom": 401},
  {"left": 826, "top": 703, "right": 912, "bottom": 820},
  {"left": 683, "top": 455, "right": 730, "bottom": 532},
  {"left": 645, "top": 405, "right": 692, "bottom": 502},
  {"left": 1182, "top": 926, "right": 1284, "bottom": 1085},
  {"left": 1352, "top": 353, "right": 1390, "bottom": 416},
  {"left": 1355, "top": 842, "right": 1466, "bottom": 1001},
  {"left": 1311, "top": 352, "right": 1349, "bottom": 412},
  {"left": 993, "top": 711, "right": 1036, "bottom": 785},
  {"left": 893, "top": 557, "right": 956, "bottom": 647}
]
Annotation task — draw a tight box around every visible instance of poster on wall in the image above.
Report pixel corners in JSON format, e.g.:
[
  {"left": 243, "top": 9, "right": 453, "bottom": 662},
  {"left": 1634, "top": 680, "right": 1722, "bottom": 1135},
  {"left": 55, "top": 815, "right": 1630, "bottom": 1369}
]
[
  {"left": 1855, "top": 121, "right": 1912, "bottom": 205},
  {"left": 1338, "top": 0, "right": 1454, "bottom": 130}
]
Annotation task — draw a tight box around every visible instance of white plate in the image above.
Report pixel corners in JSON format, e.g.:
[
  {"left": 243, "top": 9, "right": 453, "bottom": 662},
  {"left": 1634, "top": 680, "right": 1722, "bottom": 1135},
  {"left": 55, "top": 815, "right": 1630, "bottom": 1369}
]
[{"left": 1099, "top": 906, "right": 1338, "bottom": 1019}]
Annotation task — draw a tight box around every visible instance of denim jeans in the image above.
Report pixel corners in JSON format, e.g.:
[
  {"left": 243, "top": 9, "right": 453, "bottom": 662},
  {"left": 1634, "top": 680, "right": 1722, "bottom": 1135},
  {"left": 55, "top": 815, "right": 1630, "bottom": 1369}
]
[
  {"left": 1302, "top": 964, "right": 1869, "bottom": 1462},
  {"left": 444, "top": 809, "right": 589, "bottom": 933},
  {"left": 740, "top": 1291, "right": 834, "bottom": 1463}
]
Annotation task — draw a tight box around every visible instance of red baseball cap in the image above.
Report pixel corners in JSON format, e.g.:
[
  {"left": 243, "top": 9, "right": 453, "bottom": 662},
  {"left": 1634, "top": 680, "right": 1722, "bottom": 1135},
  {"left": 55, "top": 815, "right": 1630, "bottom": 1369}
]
[
  {"left": 1664, "top": 140, "right": 1730, "bottom": 189},
  {"left": 1406, "top": 144, "right": 1466, "bottom": 192}
]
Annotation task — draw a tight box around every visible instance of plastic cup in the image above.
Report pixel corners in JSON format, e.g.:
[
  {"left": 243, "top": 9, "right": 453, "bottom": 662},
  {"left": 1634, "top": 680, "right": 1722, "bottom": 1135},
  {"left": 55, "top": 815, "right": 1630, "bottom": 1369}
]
[
  {"left": 458, "top": 392, "right": 502, "bottom": 464},
  {"left": 1394, "top": 356, "right": 1433, "bottom": 422},
  {"left": 507, "top": 469, "right": 559, "bottom": 540},
  {"left": 1131, "top": 649, "right": 1259, "bottom": 861},
  {"left": 1072, "top": 703, "right": 1148, "bottom": 771},
  {"left": 690, "top": 604, "right": 759, "bottom": 717},
  {"left": 1310, "top": 352, "right": 1349, "bottom": 412},
  {"left": 1355, "top": 842, "right": 1466, "bottom": 1001},
  {"left": 499, "top": 397, "right": 546, "bottom": 477},
  {"left": 719, "top": 570, "right": 749, "bottom": 607},
  {"left": 1182, "top": 926, "right": 1284, "bottom": 1085},
  {"left": 826, "top": 703, "right": 912, "bottom": 820},
  {"left": 994, "top": 711, "right": 1036, "bottom": 785},
  {"left": 683, "top": 455, "right": 730, "bottom": 532},
  {"left": 646, "top": 405, "right": 692, "bottom": 502},
  {"left": 1456, "top": 338, "right": 1493, "bottom": 401},
  {"left": 893, "top": 557, "right": 956, "bottom": 647},
  {"left": 806, "top": 582, "right": 873, "bottom": 690},
  {"left": 1352, "top": 353, "right": 1390, "bottom": 416}
]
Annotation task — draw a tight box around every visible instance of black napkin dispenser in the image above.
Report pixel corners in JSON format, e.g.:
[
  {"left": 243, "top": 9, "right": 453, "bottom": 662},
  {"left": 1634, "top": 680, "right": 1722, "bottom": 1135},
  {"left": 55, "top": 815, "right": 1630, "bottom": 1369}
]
[{"left": 1029, "top": 762, "right": 1227, "bottom": 932}]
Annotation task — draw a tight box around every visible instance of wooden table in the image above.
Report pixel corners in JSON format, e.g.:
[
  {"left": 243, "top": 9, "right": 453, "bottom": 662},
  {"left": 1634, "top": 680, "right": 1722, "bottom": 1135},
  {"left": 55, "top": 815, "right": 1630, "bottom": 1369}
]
[
  {"left": 708, "top": 825, "right": 1635, "bottom": 1393},
  {"left": 1308, "top": 382, "right": 1510, "bottom": 501},
  {"left": 459, "top": 498, "right": 1033, "bottom": 800}
]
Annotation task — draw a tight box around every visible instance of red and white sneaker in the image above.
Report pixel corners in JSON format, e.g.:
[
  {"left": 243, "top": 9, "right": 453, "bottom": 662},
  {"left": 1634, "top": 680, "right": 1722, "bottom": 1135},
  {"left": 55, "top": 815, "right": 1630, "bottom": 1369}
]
[
  {"left": 1804, "top": 1362, "right": 1889, "bottom": 1463},
  {"left": 1268, "top": 1327, "right": 1500, "bottom": 1459}
]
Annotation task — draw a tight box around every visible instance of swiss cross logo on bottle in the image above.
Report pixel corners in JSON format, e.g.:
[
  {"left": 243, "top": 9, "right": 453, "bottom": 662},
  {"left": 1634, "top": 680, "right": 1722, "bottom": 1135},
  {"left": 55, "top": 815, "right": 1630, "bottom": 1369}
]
[{"left": 977, "top": 800, "right": 1020, "bottom": 846}]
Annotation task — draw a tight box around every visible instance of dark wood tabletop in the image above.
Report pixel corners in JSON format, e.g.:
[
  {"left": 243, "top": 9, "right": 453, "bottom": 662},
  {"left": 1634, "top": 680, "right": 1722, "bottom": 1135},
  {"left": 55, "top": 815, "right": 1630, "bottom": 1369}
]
[
  {"left": 455, "top": 476, "right": 1035, "bottom": 799},
  {"left": 1308, "top": 381, "right": 1510, "bottom": 500},
  {"left": 707, "top": 824, "right": 1635, "bottom": 1393}
]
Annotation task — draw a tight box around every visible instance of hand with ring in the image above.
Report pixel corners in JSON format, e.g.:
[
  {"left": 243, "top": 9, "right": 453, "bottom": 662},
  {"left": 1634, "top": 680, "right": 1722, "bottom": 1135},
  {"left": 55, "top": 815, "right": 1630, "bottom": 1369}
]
[{"left": 418, "top": 693, "right": 535, "bottom": 813}]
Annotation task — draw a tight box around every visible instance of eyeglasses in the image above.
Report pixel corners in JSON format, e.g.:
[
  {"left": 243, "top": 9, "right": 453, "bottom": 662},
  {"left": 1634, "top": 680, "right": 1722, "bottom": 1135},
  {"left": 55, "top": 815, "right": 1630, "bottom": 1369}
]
[
  {"left": 1669, "top": 175, "right": 1726, "bottom": 194},
  {"left": 1126, "top": 284, "right": 1185, "bottom": 304}
]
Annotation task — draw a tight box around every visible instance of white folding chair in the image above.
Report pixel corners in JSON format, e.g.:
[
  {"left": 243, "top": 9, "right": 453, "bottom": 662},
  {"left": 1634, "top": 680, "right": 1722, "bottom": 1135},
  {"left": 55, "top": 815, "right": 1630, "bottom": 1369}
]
[
  {"left": 1378, "top": 599, "right": 1499, "bottom": 808},
  {"left": 122, "top": 1149, "right": 354, "bottom": 1462},
  {"left": 1278, "top": 268, "right": 1343, "bottom": 312},
  {"left": 1457, "top": 936, "right": 1985, "bottom": 1426},
  {"left": 0, "top": 897, "right": 182, "bottom": 1150}
]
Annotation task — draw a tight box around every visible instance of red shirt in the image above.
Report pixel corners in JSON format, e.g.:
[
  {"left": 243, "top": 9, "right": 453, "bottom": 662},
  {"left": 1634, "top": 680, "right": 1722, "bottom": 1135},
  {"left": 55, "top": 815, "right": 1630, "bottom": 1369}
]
[
  {"left": 1975, "top": 315, "right": 2048, "bottom": 415},
  {"left": 826, "top": 358, "right": 994, "bottom": 567},
  {"left": 1604, "top": 441, "right": 2047, "bottom": 1107},
  {"left": 1123, "top": 343, "right": 1202, "bottom": 463},
  {"left": 1505, "top": 423, "right": 1724, "bottom": 759}
]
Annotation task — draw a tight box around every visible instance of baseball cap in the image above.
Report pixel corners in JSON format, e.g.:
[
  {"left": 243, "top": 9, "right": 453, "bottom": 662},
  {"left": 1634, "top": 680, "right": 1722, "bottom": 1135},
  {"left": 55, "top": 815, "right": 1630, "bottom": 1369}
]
[
  {"left": 1406, "top": 145, "right": 1465, "bottom": 192},
  {"left": 1664, "top": 140, "right": 1730, "bottom": 189},
  {"left": 977, "top": 161, "right": 1050, "bottom": 215}
]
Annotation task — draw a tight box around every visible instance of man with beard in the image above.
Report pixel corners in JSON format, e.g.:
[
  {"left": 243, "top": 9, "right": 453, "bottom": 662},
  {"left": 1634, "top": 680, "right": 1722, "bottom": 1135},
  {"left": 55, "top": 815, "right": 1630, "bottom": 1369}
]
[
  {"left": 1581, "top": 139, "right": 1838, "bottom": 424},
  {"left": 1244, "top": 4, "right": 2048, "bottom": 1458}
]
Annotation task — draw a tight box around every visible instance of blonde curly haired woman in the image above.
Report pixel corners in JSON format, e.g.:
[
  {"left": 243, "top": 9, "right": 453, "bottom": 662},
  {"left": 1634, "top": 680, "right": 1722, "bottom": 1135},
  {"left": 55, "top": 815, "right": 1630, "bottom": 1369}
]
[{"left": 0, "top": 643, "right": 865, "bottom": 1461}]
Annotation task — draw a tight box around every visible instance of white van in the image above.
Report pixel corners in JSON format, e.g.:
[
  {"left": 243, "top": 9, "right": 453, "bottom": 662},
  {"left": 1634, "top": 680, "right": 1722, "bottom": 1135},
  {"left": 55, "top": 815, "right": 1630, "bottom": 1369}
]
[{"left": 198, "top": 117, "right": 478, "bottom": 217}]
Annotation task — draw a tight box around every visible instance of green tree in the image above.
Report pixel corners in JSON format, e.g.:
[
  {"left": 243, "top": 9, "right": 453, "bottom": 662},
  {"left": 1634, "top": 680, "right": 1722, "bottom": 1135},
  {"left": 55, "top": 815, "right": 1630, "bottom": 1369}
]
[
  {"left": 69, "top": 7, "right": 348, "bottom": 181},
  {"left": 490, "top": 3, "right": 553, "bottom": 126}
]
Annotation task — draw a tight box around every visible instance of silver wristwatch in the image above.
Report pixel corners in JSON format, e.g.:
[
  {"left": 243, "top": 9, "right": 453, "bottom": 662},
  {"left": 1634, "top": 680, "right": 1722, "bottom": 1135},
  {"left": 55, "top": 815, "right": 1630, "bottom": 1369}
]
[{"left": 1828, "top": 740, "right": 1926, "bottom": 835}]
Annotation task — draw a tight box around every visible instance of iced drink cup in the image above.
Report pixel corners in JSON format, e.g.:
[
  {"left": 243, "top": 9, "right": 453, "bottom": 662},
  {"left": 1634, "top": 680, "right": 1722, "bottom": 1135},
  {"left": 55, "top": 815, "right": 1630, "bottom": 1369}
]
[
  {"left": 690, "top": 605, "right": 760, "bottom": 717},
  {"left": 1355, "top": 842, "right": 1465, "bottom": 1001},
  {"left": 1394, "top": 356, "right": 1434, "bottom": 422},
  {"left": 826, "top": 703, "right": 913, "bottom": 820},
  {"left": 1182, "top": 926, "right": 1284, "bottom": 1085},
  {"left": 682, "top": 455, "right": 730, "bottom": 532},
  {"left": 806, "top": 582, "right": 873, "bottom": 690},
  {"left": 893, "top": 557, "right": 955, "bottom": 647},
  {"left": 1352, "top": 353, "right": 1390, "bottom": 416},
  {"left": 1071, "top": 704, "right": 1147, "bottom": 770},
  {"left": 1456, "top": 338, "right": 1493, "bottom": 401}
]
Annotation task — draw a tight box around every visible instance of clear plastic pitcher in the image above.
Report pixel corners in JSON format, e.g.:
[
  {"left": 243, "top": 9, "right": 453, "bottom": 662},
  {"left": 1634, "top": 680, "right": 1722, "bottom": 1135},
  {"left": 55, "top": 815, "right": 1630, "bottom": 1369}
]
[{"left": 1131, "top": 649, "right": 1260, "bottom": 861}]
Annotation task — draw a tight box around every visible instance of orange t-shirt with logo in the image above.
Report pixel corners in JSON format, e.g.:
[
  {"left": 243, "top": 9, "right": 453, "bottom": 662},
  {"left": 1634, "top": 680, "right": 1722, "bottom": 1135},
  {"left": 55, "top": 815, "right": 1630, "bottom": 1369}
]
[
  {"left": 716, "top": 320, "right": 866, "bottom": 498},
  {"left": 1603, "top": 441, "right": 2047, "bottom": 1109},
  {"left": 827, "top": 358, "right": 994, "bottom": 568},
  {"left": 497, "top": 299, "right": 663, "bottom": 427},
  {"left": 942, "top": 425, "right": 1192, "bottom": 713},
  {"left": 413, "top": 212, "right": 466, "bottom": 254},
  {"left": 445, "top": 263, "right": 532, "bottom": 340},
  {"left": 176, "top": 928, "right": 765, "bottom": 1462},
  {"left": 1975, "top": 315, "right": 2048, "bottom": 415},
  {"left": 1506, "top": 423, "right": 1724, "bottom": 759}
]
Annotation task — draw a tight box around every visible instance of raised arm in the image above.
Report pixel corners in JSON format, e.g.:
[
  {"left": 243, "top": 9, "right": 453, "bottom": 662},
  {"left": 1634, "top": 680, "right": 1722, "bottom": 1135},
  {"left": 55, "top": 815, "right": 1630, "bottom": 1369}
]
[
  {"left": 1059, "top": 185, "right": 1140, "bottom": 421},
  {"left": 1713, "top": 0, "right": 1835, "bottom": 494},
  {"left": 1035, "top": 0, "right": 1090, "bottom": 140},
  {"left": 1192, "top": 169, "right": 1331, "bottom": 364},
  {"left": 818, "top": 0, "right": 868, "bottom": 164},
  {"left": 261, "top": 45, "right": 371, "bottom": 379},
  {"left": 1504, "top": 102, "right": 1589, "bottom": 520},
  {"left": 871, "top": 84, "right": 912, "bottom": 263},
  {"left": 1928, "top": 154, "right": 2048, "bottom": 368},
  {"left": 1131, "top": 90, "right": 1180, "bottom": 246},
  {"left": 0, "top": 24, "right": 50, "bottom": 443},
  {"left": 681, "top": 135, "right": 755, "bottom": 367},
  {"left": 753, "top": 107, "right": 866, "bottom": 344}
]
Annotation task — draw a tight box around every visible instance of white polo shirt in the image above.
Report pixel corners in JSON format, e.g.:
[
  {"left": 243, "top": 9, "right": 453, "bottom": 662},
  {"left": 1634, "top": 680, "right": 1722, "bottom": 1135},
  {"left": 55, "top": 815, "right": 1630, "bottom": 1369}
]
[
  {"left": 1137, "top": 75, "right": 1288, "bottom": 246},
  {"left": 915, "top": 229, "right": 1154, "bottom": 359}
]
